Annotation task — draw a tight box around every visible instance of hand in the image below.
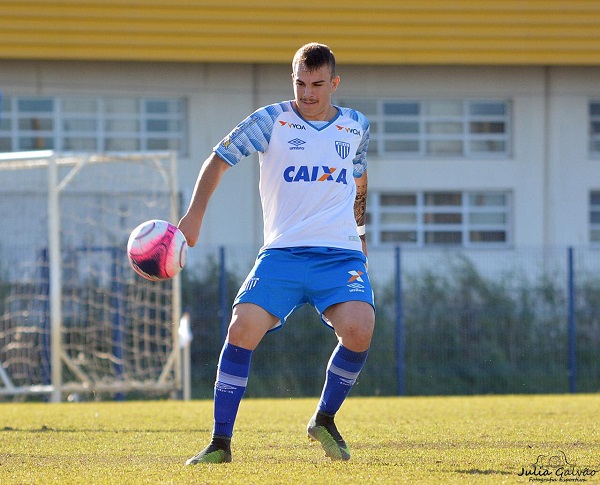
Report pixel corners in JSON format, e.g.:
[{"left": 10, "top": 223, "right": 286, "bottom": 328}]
[
  {"left": 177, "top": 213, "right": 201, "bottom": 248},
  {"left": 177, "top": 153, "right": 230, "bottom": 248}
]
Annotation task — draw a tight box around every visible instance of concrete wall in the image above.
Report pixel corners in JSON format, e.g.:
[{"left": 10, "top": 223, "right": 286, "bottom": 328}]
[{"left": 1, "top": 59, "right": 599, "bottom": 251}]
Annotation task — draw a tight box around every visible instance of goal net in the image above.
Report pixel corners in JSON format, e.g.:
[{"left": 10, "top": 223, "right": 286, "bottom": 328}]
[{"left": 0, "top": 151, "right": 182, "bottom": 401}]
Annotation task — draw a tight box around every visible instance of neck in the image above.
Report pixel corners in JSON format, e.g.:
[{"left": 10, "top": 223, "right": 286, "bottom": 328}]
[{"left": 293, "top": 102, "right": 337, "bottom": 122}]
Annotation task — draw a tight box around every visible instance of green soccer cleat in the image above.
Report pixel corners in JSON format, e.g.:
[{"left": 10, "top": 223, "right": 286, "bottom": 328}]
[
  {"left": 185, "top": 441, "right": 232, "bottom": 465},
  {"left": 307, "top": 412, "right": 351, "bottom": 461}
]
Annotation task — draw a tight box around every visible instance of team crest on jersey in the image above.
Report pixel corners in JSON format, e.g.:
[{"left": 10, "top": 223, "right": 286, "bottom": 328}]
[{"left": 335, "top": 141, "right": 351, "bottom": 159}]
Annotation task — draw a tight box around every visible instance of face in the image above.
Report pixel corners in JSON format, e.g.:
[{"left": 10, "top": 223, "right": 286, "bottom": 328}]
[{"left": 292, "top": 63, "right": 340, "bottom": 121}]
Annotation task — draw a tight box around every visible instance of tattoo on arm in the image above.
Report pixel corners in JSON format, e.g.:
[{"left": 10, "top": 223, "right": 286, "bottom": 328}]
[{"left": 354, "top": 182, "right": 367, "bottom": 229}]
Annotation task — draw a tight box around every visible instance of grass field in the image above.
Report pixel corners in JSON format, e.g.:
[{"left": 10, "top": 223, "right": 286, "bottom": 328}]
[{"left": 1, "top": 394, "right": 599, "bottom": 484}]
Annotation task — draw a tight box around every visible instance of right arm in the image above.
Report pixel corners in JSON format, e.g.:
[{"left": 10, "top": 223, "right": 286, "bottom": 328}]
[
  {"left": 178, "top": 152, "right": 231, "bottom": 247},
  {"left": 354, "top": 170, "right": 368, "bottom": 258},
  {"left": 179, "top": 105, "right": 275, "bottom": 246}
]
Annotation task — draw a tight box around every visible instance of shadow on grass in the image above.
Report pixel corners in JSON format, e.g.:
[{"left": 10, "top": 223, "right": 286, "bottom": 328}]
[{"left": 457, "top": 468, "right": 511, "bottom": 475}]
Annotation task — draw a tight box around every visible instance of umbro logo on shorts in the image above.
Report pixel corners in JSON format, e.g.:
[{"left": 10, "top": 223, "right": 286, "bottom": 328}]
[{"left": 347, "top": 282, "right": 365, "bottom": 292}]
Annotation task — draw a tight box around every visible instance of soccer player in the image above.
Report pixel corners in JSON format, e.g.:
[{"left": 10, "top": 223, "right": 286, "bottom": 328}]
[{"left": 179, "top": 42, "right": 375, "bottom": 464}]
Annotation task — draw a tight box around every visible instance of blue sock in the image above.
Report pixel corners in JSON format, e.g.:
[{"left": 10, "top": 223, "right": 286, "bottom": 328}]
[
  {"left": 318, "top": 344, "right": 369, "bottom": 416},
  {"left": 213, "top": 343, "right": 252, "bottom": 438}
]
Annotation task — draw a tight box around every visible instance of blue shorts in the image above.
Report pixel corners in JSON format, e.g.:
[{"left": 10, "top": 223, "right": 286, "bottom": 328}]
[{"left": 233, "top": 247, "right": 375, "bottom": 331}]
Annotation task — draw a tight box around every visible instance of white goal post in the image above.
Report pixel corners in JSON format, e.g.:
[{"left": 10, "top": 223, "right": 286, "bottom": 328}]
[{"left": 0, "top": 151, "right": 183, "bottom": 401}]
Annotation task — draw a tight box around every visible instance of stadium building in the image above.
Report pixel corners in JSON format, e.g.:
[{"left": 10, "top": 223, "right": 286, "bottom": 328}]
[
  {"left": 3, "top": 1, "right": 600, "bottom": 403},
  {"left": 1, "top": 1, "right": 600, "bottom": 253}
]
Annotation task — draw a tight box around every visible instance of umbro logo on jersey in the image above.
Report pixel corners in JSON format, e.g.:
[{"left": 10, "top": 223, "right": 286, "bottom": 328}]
[
  {"left": 283, "top": 165, "right": 348, "bottom": 184},
  {"left": 288, "top": 138, "right": 306, "bottom": 150},
  {"left": 279, "top": 121, "right": 306, "bottom": 130}
]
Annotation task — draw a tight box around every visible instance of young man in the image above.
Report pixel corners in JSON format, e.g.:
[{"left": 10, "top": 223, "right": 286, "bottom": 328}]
[{"left": 179, "top": 42, "right": 375, "bottom": 464}]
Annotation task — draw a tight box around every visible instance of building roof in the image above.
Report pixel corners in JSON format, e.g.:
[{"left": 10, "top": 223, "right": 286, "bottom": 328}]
[{"left": 1, "top": 0, "right": 600, "bottom": 65}]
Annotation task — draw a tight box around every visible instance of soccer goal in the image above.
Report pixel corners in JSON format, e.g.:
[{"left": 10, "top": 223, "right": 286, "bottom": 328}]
[{"left": 0, "top": 151, "right": 183, "bottom": 402}]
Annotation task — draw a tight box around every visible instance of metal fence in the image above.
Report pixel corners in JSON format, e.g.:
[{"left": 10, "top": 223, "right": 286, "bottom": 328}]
[{"left": 184, "top": 245, "right": 600, "bottom": 398}]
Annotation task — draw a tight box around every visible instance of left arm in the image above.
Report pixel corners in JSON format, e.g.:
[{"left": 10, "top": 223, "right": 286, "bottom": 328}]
[{"left": 354, "top": 170, "right": 368, "bottom": 257}]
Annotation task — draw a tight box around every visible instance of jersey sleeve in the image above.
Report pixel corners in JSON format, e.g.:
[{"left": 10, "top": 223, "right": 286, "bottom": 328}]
[
  {"left": 214, "top": 103, "right": 288, "bottom": 166},
  {"left": 350, "top": 110, "right": 370, "bottom": 178}
]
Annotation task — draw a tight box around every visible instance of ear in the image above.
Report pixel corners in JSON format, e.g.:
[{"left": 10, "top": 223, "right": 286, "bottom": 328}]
[{"left": 331, "top": 75, "right": 340, "bottom": 93}]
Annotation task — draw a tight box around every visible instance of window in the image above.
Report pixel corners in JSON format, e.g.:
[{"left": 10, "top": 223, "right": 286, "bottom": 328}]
[
  {"left": 590, "top": 102, "right": 600, "bottom": 156},
  {"left": 591, "top": 191, "right": 600, "bottom": 243},
  {"left": 338, "top": 98, "right": 511, "bottom": 158},
  {"left": 0, "top": 96, "right": 187, "bottom": 155},
  {"left": 367, "top": 191, "right": 511, "bottom": 247}
]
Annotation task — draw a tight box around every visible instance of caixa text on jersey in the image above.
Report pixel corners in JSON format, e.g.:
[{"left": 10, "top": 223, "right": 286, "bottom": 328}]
[{"left": 283, "top": 166, "right": 348, "bottom": 184}]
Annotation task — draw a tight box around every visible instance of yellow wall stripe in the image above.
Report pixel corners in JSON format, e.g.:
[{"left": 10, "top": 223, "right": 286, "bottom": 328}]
[{"left": 1, "top": 0, "right": 600, "bottom": 65}]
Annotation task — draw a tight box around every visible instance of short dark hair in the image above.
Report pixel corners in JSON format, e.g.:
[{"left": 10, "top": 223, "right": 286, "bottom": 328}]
[{"left": 292, "top": 42, "right": 336, "bottom": 78}]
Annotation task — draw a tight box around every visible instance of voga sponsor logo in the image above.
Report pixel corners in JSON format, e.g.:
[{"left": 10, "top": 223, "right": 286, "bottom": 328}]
[
  {"left": 336, "top": 125, "right": 361, "bottom": 136},
  {"left": 283, "top": 165, "right": 348, "bottom": 184},
  {"left": 279, "top": 121, "right": 307, "bottom": 130}
]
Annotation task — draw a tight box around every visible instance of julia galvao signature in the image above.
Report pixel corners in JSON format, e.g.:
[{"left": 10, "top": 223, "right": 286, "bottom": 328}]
[{"left": 518, "top": 451, "right": 598, "bottom": 482}]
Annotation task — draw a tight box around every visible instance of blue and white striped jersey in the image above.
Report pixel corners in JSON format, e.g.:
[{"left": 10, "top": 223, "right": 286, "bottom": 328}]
[{"left": 214, "top": 100, "right": 369, "bottom": 252}]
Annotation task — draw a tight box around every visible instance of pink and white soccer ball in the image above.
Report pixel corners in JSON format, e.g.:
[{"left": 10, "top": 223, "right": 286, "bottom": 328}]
[{"left": 127, "top": 219, "right": 188, "bottom": 281}]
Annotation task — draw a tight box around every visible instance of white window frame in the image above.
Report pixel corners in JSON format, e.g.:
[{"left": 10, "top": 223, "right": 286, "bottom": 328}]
[
  {"left": 0, "top": 95, "right": 187, "bottom": 156},
  {"left": 367, "top": 190, "right": 512, "bottom": 248},
  {"left": 337, "top": 98, "right": 511, "bottom": 159}
]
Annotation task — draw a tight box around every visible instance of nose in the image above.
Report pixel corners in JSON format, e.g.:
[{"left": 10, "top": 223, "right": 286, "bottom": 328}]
[{"left": 302, "top": 85, "right": 314, "bottom": 98}]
